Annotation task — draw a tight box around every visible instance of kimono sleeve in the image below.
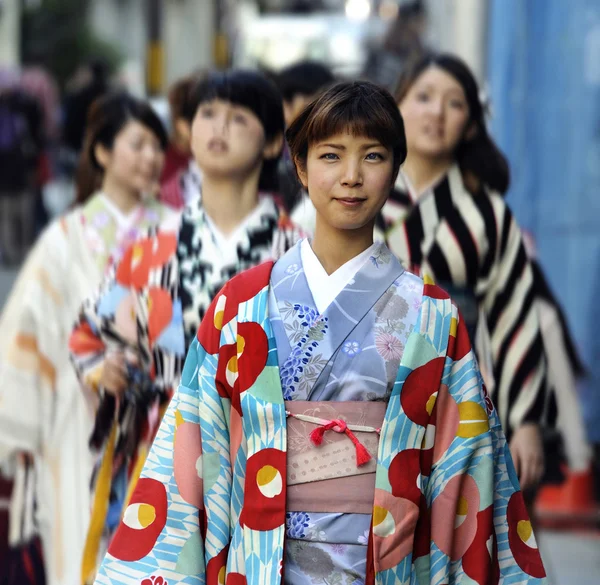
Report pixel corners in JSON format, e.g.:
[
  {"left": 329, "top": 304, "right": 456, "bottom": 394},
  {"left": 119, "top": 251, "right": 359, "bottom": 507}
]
[
  {"left": 0, "top": 223, "right": 68, "bottom": 457},
  {"left": 480, "top": 198, "right": 548, "bottom": 435},
  {"left": 69, "top": 257, "right": 128, "bottom": 396},
  {"left": 94, "top": 286, "right": 233, "bottom": 585},
  {"left": 417, "top": 311, "right": 547, "bottom": 584}
]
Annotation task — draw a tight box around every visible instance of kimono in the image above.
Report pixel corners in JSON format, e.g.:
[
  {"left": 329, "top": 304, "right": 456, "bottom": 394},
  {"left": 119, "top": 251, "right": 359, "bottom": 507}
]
[
  {"left": 160, "top": 160, "right": 203, "bottom": 211},
  {"left": 93, "top": 240, "right": 546, "bottom": 585},
  {"left": 0, "top": 193, "right": 171, "bottom": 585},
  {"left": 69, "top": 194, "right": 302, "bottom": 582},
  {"left": 382, "top": 165, "right": 550, "bottom": 438}
]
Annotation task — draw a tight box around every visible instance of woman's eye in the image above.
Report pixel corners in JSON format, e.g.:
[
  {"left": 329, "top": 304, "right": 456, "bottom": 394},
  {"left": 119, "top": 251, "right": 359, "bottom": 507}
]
[
  {"left": 365, "top": 152, "right": 384, "bottom": 161},
  {"left": 449, "top": 100, "right": 466, "bottom": 110},
  {"left": 320, "top": 153, "right": 339, "bottom": 160},
  {"left": 199, "top": 107, "right": 213, "bottom": 118},
  {"left": 416, "top": 92, "right": 430, "bottom": 102},
  {"left": 233, "top": 113, "right": 247, "bottom": 124}
]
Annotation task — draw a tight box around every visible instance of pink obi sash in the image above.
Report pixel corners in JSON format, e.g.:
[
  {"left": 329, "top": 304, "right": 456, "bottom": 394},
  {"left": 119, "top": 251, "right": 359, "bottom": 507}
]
[{"left": 285, "top": 401, "right": 386, "bottom": 514}]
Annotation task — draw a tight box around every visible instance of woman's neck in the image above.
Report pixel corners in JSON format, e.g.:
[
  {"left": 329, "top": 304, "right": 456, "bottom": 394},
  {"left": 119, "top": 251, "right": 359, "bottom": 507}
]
[
  {"left": 311, "top": 218, "right": 375, "bottom": 275},
  {"left": 402, "top": 153, "right": 454, "bottom": 197},
  {"left": 201, "top": 169, "right": 262, "bottom": 235},
  {"left": 101, "top": 176, "right": 141, "bottom": 213}
]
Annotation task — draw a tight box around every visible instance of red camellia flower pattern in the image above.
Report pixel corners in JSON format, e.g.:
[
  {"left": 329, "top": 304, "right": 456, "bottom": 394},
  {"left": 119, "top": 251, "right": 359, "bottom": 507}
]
[
  {"left": 116, "top": 233, "right": 178, "bottom": 290},
  {"left": 507, "top": 492, "right": 546, "bottom": 578},
  {"left": 400, "top": 358, "right": 445, "bottom": 427},
  {"left": 107, "top": 478, "right": 167, "bottom": 562},
  {"left": 241, "top": 448, "right": 286, "bottom": 531},
  {"left": 141, "top": 577, "right": 168, "bottom": 585}
]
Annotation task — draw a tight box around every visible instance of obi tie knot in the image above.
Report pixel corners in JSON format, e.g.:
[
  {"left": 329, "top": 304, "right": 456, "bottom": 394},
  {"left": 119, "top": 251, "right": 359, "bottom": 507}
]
[{"left": 309, "top": 418, "right": 372, "bottom": 467}]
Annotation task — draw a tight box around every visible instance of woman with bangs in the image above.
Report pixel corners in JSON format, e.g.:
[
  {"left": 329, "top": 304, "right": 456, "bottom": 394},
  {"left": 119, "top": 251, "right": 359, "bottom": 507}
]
[
  {"left": 93, "top": 82, "right": 545, "bottom": 585},
  {"left": 68, "top": 70, "right": 302, "bottom": 584},
  {"left": 382, "top": 53, "right": 550, "bottom": 493}
]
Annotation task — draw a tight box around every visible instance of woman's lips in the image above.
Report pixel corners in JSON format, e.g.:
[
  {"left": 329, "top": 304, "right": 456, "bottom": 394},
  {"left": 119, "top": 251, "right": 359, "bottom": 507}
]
[
  {"left": 208, "top": 138, "right": 229, "bottom": 153},
  {"left": 335, "top": 197, "right": 366, "bottom": 208}
]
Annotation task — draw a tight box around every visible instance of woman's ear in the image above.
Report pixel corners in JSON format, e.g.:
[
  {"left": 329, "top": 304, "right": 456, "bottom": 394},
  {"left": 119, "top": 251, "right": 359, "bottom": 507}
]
[
  {"left": 464, "top": 121, "right": 478, "bottom": 142},
  {"left": 294, "top": 156, "right": 308, "bottom": 189},
  {"left": 94, "top": 143, "right": 111, "bottom": 170},
  {"left": 263, "top": 132, "right": 284, "bottom": 160},
  {"left": 174, "top": 118, "right": 192, "bottom": 146}
]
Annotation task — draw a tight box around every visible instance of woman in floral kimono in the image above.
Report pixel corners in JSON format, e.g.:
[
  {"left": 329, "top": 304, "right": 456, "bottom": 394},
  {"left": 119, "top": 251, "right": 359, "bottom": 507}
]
[
  {"left": 69, "top": 70, "right": 302, "bottom": 583},
  {"left": 381, "top": 54, "right": 550, "bottom": 492},
  {"left": 0, "top": 92, "right": 173, "bottom": 585},
  {"left": 92, "top": 81, "right": 546, "bottom": 585}
]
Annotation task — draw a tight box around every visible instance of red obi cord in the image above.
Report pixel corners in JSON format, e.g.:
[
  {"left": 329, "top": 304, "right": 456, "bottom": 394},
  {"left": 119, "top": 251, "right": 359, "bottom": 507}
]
[{"left": 308, "top": 418, "right": 373, "bottom": 467}]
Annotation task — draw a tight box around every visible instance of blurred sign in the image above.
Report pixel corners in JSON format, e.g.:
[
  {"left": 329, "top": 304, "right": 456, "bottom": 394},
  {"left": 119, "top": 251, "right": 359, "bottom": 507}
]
[{"left": 233, "top": 12, "right": 386, "bottom": 75}]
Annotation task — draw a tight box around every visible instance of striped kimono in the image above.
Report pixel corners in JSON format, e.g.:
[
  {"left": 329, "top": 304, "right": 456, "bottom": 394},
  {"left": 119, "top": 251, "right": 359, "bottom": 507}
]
[
  {"left": 382, "top": 166, "right": 550, "bottom": 437},
  {"left": 91, "top": 242, "right": 546, "bottom": 584}
]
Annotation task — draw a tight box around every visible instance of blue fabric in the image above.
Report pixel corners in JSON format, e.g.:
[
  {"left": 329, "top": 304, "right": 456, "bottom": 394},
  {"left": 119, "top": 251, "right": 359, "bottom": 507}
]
[{"left": 487, "top": 0, "right": 600, "bottom": 440}]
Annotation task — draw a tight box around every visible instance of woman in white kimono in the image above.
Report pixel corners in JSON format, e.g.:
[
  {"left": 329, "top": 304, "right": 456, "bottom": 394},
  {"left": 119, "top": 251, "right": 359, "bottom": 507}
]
[
  {"left": 92, "top": 81, "right": 546, "bottom": 584},
  {"left": 0, "top": 93, "right": 174, "bottom": 585}
]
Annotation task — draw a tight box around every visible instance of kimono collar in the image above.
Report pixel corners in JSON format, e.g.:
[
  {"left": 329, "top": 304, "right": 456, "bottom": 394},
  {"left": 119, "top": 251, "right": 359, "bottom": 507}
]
[
  {"left": 300, "top": 238, "right": 378, "bottom": 314},
  {"left": 394, "top": 163, "right": 465, "bottom": 204},
  {"left": 182, "top": 190, "right": 280, "bottom": 232},
  {"left": 270, "top": 240, "right": 404, "bottom": 377}
]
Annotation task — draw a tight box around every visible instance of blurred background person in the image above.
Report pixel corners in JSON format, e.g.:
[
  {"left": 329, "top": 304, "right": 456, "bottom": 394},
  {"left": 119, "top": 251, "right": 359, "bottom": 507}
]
[
  {"left": 62, "top": 59, "right": 111, "bottom": 159},
  {"left": 160, "top": 73, "right": 197, "bottom": 185},
  {"left": 362, "top": 0, "right": 428, "bottom": 91},
  {"left": 382, "top": 53, "right": 549, "bottom": 493},
  {"left": 0, "top": 70, "right": 45, "bottom": 267},
  {"left": 521, "top": 230, "right": 592, "bottom": 485},
  {"left": 69, "top": 69, "right": 303, "bottom": 583},
  {"left": 274, "top": 59, "right": 335, "bottom": 233},
  {"left": 0, "top": 92, "right": 172, "bottom": 585},
  {"left": 159, "top": 72, "right": 204, "bottom": 209},
  {"left": 19, "top": 66, "right": 61, "bottom": 237}
]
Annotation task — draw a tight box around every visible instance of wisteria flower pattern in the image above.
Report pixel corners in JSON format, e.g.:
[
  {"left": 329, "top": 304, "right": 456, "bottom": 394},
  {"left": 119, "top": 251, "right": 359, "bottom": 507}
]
[{"left": 286, "top": 512, "right": 311, "bottom": 539}]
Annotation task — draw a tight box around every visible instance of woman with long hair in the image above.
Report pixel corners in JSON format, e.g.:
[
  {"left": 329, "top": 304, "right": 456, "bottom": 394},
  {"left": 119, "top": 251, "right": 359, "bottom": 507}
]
[
  {"left": 382, "top": 53, "right": 550, "bottom": 491},
  {"left": 69, "top": 70, "right": 303, "bottom": 583},
  {"left": 0, "top": 92, "right": 172, "bottom": 585}
]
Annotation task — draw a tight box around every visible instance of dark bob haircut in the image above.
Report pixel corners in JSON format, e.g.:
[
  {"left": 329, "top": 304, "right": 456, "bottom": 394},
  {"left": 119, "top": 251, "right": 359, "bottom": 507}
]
[
  {"left": 276, "top": 60, "right": 335, "bottom": 102},
  {"left": 286, "top": 80, "right": 407, "bottom": 180},
  {"left": 188, "top": 70, "right": 286, "bottom": 192},
  {"left": 76, "top": 92, "right": 168, "bottom": 204},
  {"left": 394, "top": 53, "right": 510, "bottom": 194}
]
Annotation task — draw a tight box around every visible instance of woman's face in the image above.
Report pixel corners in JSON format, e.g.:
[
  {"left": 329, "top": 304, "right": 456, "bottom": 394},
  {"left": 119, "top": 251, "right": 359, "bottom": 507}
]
[
  {"left": 399, "top": 65, "right": 471, "bottom": 161},
  {"left": 191, "top": 99, "right": 271, "bottom": 179},
  {"left": 298, "top": 131, "right": 394, "bottom": 233},
  {"left": 98, "top": 120, "right": 164, "bottom": 196}
]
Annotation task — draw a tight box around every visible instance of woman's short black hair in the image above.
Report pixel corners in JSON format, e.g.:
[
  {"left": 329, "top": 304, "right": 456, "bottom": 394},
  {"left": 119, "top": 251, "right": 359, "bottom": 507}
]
[
  {"left": 188, "top": 69, "right": 286, "bottom": 191},
  {"left": 276, "top": 60, "right": 335, "bottom": 102},
  {"left": 287, "top": 80, "right": 407, "bottom": 181}
]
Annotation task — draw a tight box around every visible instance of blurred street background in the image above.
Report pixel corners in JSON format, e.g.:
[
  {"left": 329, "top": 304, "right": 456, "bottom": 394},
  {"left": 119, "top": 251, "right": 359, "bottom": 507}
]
[{"left": 1, "top": 1, "right": 599, "bottom": 583}]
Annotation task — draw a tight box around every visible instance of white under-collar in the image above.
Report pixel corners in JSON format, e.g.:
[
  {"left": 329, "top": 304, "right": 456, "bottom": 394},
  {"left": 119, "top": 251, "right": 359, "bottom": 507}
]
[
  {"left": 99, "top": 193, "right": 142, "bottom": 230},
  {"left": 203, "top": 196, "right": 275, "bottom": 266},
  {"left": 300, "top": 238, "right": 376, "bottom": 314}
]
